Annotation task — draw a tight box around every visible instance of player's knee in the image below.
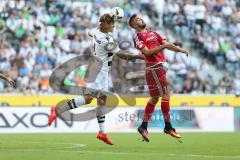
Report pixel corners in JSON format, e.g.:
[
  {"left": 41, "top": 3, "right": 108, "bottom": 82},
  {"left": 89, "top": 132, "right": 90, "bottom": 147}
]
[
  {"left": 97, "top": 99, "right": 106, "bottom": 106},
  {"left": 97, "top": 100, "right": 106, "bottom": 106},
  {"left": 84, "top": 95, "right": 93, "bottom": 104},
  {"left": 162, "top": 95, "right": 170, "bottom": 100},
  {"left": 149, "top": 97, "right": 159, "bottom": 104},
  {"left": 97, "top": 96, "right": 107, "bottom": 106}
]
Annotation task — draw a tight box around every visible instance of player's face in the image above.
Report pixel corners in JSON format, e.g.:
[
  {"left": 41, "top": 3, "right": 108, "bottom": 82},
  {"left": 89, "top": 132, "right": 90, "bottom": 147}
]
[
  {"left": 105, "top": 22, "right": 115, "bottom": 32},
  {"left": 134, "top": 16, "right": 146, "bottom": 29}
]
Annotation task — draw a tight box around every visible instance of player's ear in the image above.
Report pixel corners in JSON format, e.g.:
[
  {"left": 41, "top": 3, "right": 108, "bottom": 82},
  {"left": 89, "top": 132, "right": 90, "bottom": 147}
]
[
  {"left": 132, "top": 23, "right": 136, "bottom": 29},
  {"left": 129, "top": 22, "right": 133, "bottom": 27}
]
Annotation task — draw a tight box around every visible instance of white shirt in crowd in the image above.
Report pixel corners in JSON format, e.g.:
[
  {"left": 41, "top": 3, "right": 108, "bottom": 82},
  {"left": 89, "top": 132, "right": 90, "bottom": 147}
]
[
  {"left": 2, "top": 47, "right": 16, "bottom": 60},
  {"left": 184, "top": 3, "right": 195, "bottom": 20},
  {"left": 167, "top": 3, "right": 180, "bottom": 14},
  {"left": 222, "top": 5, "right": 233, "bottom": 16},
  {"left": 234, "top": 75, "right": 240, "bottom": 95},
  {"left": 195, "top": 4, "right": 206, "bottom": 20},
  {"left": 59, "top": 36, "right": 71, "bottom": 52},
  {"left": 24, "top": 56, "right": 35, "bottom": 72},
  {"left": 208, "top": 15, "right": 222, "bottom": 31},
  {"left": 171, "top": 60, "right": 187, "bottom": 75},
  {"left": 226, "top": 48, "right": 240, "bottom": 62}
]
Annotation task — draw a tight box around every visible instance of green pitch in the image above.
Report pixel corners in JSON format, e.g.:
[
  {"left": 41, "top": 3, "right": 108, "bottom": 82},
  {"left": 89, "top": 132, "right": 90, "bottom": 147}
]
[{"left": 0, "top": 133, "right": 239, "bottom": 160}]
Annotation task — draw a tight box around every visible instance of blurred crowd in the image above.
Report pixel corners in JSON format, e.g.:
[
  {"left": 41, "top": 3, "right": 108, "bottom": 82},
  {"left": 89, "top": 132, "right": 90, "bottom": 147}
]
[
  {"left": 163, "top": 0, "right": 240, "bottom": 95},
  {"left": 0, "top": 0, "right": 239, "bottom": 95},
  {"left": 0, "top": 0, "right": 158, "bottom": 95}
]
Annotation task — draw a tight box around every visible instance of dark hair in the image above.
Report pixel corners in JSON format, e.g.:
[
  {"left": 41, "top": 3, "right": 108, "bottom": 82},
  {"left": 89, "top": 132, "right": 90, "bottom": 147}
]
[{"left": 128, "top": 14, "right": 137, "bottom": 28}]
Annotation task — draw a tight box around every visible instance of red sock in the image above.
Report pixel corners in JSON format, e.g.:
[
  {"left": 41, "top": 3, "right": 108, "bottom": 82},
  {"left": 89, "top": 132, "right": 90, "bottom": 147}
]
[
  {"left": 161, "top": 99, "right": 170, "bottom": 123},
  {"left": 143, "top": 102, "right": 156, "bottom": 122}
]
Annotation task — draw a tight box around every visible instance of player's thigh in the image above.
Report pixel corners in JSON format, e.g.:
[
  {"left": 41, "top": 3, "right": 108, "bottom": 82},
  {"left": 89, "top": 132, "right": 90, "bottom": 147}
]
[
  {"left": 95, "top": 69, "right": 109, "bottom": 92},
  {"left": 149, "top": 96, "right": 159, "bottom": 104},
  {"left": 83, "top": 94, "right": 93, "bottom": 104},
  {"left": 97, "top": 95, "right": 107, "bottom": 106},
  {"left": 146, "top": 65, "right": 170, "bottom": 97},
  {"left": 86, "top": 69, "right": 109, "bottom": 93}
]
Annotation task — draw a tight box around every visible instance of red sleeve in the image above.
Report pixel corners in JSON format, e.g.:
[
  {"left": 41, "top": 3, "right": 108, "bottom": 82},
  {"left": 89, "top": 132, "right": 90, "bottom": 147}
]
[
  {"left": 133, "top": 33, "right": 146, "bottom": 50},
  {"left": 153, "top": 32, "right": 166, "bottom": 44}
]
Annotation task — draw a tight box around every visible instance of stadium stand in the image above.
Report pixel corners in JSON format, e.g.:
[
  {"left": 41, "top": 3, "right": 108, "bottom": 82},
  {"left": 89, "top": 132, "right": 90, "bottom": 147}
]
[{"left": 0, "top": 0, "right": 239, "bottom": 95}]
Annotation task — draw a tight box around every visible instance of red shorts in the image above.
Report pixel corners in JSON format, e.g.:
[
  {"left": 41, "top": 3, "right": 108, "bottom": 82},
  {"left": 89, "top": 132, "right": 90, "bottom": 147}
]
[{"left": 145, "top": 63, "right": 170, "bottom": 97}]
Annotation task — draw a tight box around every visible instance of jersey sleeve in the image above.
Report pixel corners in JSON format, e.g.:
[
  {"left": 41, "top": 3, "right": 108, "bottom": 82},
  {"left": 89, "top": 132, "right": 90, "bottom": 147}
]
[
  {"left": 111, "top": 45, "right": 120, "bottom": 54},
  {"left": 88, "top": 28, "right": 97, "bottom": 38},
  {"left": 133, "top": 33, "right": 146, "bottom": 50},
  {"left": 153, "top": 32, "right": 166, "bottom": 44},
  {"left": 106, "top": 36, "right": 120, "bottom": 54}
]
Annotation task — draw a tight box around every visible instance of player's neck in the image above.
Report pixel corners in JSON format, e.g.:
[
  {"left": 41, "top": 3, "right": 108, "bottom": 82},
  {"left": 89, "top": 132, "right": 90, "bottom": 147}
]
[
  {"left": 100, "top": 28, "right": 108, "bottom": 34},
  {"left": 137, "top": 28, "right": 147, "bottom": 33}
]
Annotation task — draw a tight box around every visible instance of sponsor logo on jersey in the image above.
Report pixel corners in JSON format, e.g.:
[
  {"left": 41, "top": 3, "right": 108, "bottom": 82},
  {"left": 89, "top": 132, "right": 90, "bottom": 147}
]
[{"left": 145, "top": 35, "right": 157, "bottom": 42}]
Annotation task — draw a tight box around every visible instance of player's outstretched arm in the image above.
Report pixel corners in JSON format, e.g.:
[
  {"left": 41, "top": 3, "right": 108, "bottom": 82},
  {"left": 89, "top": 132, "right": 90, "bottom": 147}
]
[
  {"left": 162, "top": 41, "right": 190, "bottom": 56},
  {"left": 0, "top": 73, "right": 15, "bottom": 86},
  {"left": 117, "top": 50, "right": 145, "bottom": 60},
  {"left": 140, "top": 44, "right": 168, "bottom": 57}
]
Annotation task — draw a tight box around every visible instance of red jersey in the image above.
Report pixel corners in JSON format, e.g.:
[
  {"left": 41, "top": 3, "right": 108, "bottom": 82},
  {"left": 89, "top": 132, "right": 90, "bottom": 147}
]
[{"left": 133, "top": 30, "right": 166, "bottom": 66}]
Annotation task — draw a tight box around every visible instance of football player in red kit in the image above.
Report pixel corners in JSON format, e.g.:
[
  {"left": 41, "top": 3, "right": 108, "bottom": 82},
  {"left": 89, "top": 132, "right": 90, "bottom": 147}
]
[{"left": 128, "top": 14, "right": 189, "bottom": 142}]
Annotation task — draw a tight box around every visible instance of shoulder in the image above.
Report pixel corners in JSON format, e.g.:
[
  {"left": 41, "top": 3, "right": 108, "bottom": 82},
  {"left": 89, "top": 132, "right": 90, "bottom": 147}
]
[
  {"left": 152, "top": 31, "right": 166, "bottom": 40},
  {"left": 89, "top": 28, "right": 97, "bottom": 36},
  {"left": 133, "top": 32, "right": 144, "bottom": 41},
  {"left": 151, "top": 31, "right": 160, "bottom": 36},
  {"left": 93, "top": 30, "right": 110, "bottom": 43},
  {"left": 93, "top": 29, "right": 104, "bottom": 38}
]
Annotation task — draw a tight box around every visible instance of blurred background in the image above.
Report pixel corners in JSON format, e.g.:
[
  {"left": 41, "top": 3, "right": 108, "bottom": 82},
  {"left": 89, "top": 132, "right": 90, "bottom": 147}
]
[
  {"left": 0, "top": 0, "right": 239, "bottom": 133},
  {"left": 0, "top": 0, "right": 239, "bottom": 95}
]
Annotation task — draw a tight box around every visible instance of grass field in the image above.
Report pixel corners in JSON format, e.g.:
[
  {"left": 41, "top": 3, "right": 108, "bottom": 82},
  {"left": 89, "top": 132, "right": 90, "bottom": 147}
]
[{"left": 0, "top": 133, "right": 239, "bottom": 160}]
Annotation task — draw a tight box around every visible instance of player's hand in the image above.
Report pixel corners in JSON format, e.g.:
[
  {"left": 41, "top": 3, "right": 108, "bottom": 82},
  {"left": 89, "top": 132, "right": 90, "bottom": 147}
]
[
  {"left": 88, "top": 31, "right": 93, "bottom": 38},
  {"left": 181, "top": 49, "right": 190, "bottom": 56},
  {"left": 136, "top": 54, "right": 145, "bottom": 60},
  {"left": 6, "top": 78, "right": 15, "bottom": 87}
]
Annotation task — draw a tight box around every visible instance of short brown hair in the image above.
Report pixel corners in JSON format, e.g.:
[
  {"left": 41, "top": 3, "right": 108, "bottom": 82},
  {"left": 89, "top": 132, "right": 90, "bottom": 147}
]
[
  {"left": 99, "top": 13, "right": 114, "bottom": 24},
  {"left": 128, "top": 14, "right": 137, "bottom": 28}
]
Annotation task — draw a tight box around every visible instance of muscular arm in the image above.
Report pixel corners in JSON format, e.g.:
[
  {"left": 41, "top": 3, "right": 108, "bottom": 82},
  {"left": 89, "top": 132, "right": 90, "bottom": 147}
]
[
  {"left": 117, "top": 50, "right": 145, "bottom": 60},
  {"left": 139, "top": 44, "right": 168, "bottom": 57},
  {"left": 0, "top": 73, "right": 9, "bottom": 81},
  {"left": 0, "top": 73, "right": 14, "bottom": 86},
  {"left": 162, "top": 40, "right": 189, "bottom": 56}
]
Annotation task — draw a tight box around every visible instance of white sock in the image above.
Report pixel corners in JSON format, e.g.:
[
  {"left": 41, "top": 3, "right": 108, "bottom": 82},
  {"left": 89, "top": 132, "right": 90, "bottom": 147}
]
[
  {"left": 57, "top": 96, "right": 86, "bottom": 114},
  {"left": 96, "top": 105, "right": 105, "bottom": 133},
  {"left": 98, "top": 120, "right": 105, "bottom": 133}
]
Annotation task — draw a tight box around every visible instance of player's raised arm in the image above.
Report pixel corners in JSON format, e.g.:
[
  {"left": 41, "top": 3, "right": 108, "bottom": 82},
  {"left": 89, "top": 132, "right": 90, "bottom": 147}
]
[
  {"left": 138, "top": 44, "right": 169, "bottom": 57},
  {"left": 117, "top": 50, "right": 145, "bottom": 60},
  {"left": 162, "top": 40, "right": 190, "bottom": 56},
  {"left": 133, "top": 34, "right": 169, "bottom": 57},
  {"left": 0, "top": 73, "right": 15, "bottom": 86}
]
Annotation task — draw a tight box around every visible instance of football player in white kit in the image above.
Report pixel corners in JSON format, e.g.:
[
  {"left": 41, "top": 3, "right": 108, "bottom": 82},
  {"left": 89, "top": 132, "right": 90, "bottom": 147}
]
[{"left": 48, "top": 13, "right": 144, "bottom": 145}]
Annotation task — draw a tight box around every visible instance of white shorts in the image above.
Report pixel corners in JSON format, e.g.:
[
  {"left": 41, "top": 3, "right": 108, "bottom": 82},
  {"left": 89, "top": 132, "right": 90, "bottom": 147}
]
[{"left": 86, "top": 68, "right": 109, "bottom": 95}]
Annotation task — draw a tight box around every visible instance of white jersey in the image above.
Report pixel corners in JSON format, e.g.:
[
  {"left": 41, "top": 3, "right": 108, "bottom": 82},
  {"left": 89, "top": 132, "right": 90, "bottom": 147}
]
[
  {"left": 86, "top": 29, "right": 120, "bottom": 95},
  {"left": 92, "top": 29, "right": 120, "bottom": 71}
]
